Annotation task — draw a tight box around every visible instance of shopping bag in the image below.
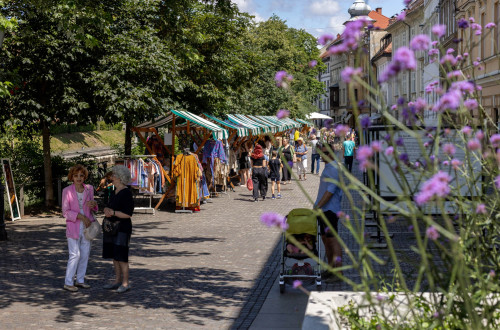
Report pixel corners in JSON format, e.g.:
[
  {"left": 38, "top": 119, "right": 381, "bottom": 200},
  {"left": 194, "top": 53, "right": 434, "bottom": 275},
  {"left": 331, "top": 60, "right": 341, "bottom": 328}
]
[{"left": 246, "top": 177, "right": 254, "bottom": 191}]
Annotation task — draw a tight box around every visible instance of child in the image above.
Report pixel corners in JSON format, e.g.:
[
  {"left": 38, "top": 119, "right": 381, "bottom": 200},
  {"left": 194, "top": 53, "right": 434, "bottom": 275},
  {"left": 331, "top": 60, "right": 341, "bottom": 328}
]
[
  {"left": 287, "top": 233, "right": 314, "bottom": 254},
  {"left": 268, "top": 150, "right": 282, "bottom": 199}
]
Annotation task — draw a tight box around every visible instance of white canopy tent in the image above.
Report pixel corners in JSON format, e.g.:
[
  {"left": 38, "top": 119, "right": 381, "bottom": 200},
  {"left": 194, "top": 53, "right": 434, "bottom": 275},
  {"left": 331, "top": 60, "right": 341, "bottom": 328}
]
[{"left": 306, "top": 112, "right": 332, "bottom": 120}]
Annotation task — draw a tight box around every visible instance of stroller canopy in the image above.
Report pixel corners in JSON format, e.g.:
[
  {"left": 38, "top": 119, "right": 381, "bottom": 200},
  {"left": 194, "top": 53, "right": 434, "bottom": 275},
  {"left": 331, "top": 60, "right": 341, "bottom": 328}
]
[{"left": 286, "top": 208, "right": 317, "bottom": 236}]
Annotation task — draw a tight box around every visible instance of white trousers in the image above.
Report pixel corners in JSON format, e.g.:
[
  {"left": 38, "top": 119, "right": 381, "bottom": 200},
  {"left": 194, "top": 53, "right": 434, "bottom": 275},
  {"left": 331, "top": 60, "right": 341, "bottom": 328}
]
[
  {"left": 65, "top": 222, "right": 91, "bottom": 285},
  {"left": 296, "top": 158, "right": 307, "bottom": 175}
]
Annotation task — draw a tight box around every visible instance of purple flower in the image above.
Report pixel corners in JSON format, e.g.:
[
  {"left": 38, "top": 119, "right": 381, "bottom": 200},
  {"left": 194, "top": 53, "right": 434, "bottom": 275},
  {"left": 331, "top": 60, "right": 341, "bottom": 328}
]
[
  {"left": 371, "top": 141, "right": 382, "bottom": 152},
  {"left": 275, "top": 70, "right": 293, "bottom": 87},
  {"left": 318, "top": 33, "right": 334, "bottom": 46},
  {"left": 490, "top": 270, "right": 496, "bottom": 278},
  {"left": 464, "top": 98, "right": 478, "bottom": 111},
  {"left": 260, "top": 212, "right": 288, "bottom": 231},
  {"left": 495, "top": 176, "right": 500, "bottom": 189},
  {"left": 275, "top": 71, "right": 287, "bottom": 82},
  {"left": 415, "top": 171, "right": 452, "bottom": 205},
  {"left": 433, "top": 311, "right": 440, "bottom": 318},
  {"left": 399, "top": 153, "right": 409, "bottom": 163},
  {"left": 376, "top": 293, "right": 387, "bottom": 301},
  {"left": 476, "top": 204, "right": 486, "bottom": 214},
  {"left": 341, "top": 67, "right": 362, "bottom": 83},
  {"left": 476, "top": 130, "right": 484, "bottom": 140},
  {"left": 467, "top": 138, "right": 481, "bottom": 151},
  {"left": 486, "top": 22, "right": 497, "bottom": 29},
  {"left": 462, "top": 126, "right": 472, "bottom": 136},
  {"left": 447, "top": 70, "right": 462, "bottom": 79},
  {"left": 442, "top": 160, "right": 450, "bottom": 166},
  {"left": 335, "top": 124, "right": 350, "bottom": 136},
  {"left": 432, "top": 24, "right": 446, "bottom": 38},
  {"left": 428, "top": 48, "right": 439, "bottom": 57},
  {"left": 408, "top": 225, "right": 414, "bottom": 231},
  {"left": 394, "top": 47, "right": 417, "bottom": 70},
  {"left": 413, "top": 98, "right": 427, "bottom": 113},
  {"left": 357, "top": 145, "right": 374, "bottom": 162},
  {"left": 293, "top": 280, "right": 303, "bottom": 289},
  {"left": 410, "top": 34, "right": 431, "bottom": 51},
  {"left": 276, "top": 109, "right": 290, "bottom": 119},
  {"left": 433, "top": 89, "right": 462, "bottom": 112},
  {"left": 458, "top": 18, "right": 469, "bottom": 29},
  {"left": 361, "top": 116, "right": 371, "bottom": 129},
  {"left": 404, "top": 0, "right": 412, "bottom": 5},
  {"left": 309, "top": 60, "right": 318, "bottom": 68},
  {"left": 489, "top": 134, "right": 500, "bottom": 148},
  {"left": 324, "top": 119, "right": 334, "bottom": 129},
  {"left": 396, "top": 137, "right": 404, "bottom": 146},
  {"left": 471, "top": 23, "right": 482, "bottom": 32},
  {"left": 385, "top": 146, "right": 394, "bottom": 156},
  {"left": 397, "top": 11, "right": 406, "bottom": 21},
  {"left": 335, "top": 256, "right": 342, "bottom": 263},
  {"left": 426, "top": 226, "right": 440, "bottom": 240},
  {"left": 443, "top": 143, "right": 456, "bottom": 155},
  {"left": 469, "top": 17, "right": 475, "bottom": 23},
  {"left": 440, "top": 54, "right": 458, "bottom": 66},
  {"left": 451, "top": 159, "right": 462, "bottom": 170}
]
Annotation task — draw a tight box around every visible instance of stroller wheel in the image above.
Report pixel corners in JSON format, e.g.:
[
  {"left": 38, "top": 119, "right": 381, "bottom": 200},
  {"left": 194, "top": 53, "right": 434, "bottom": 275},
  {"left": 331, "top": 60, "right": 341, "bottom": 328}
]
[{"left": 279, "top": 283, "right": 285, "bottom": 294}]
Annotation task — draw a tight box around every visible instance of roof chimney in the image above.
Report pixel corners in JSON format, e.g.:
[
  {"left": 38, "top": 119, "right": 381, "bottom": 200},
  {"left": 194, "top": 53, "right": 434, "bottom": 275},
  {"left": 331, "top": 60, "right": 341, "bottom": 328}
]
[
  {"left": 337, "top": 33, "right": 341, "bottom": 39},
  {"left": 376, "top": 7, "right": 382, "bottom": 14}
]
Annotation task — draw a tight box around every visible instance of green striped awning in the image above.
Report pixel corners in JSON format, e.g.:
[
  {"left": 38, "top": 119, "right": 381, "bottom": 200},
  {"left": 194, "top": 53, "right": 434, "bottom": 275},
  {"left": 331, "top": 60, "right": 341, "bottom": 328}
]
[
  {"left": 295, "top": 118, "right": 313, "bottom": 127},
  {"left": 262, "top": 116, "right": 294, "bottom": 130},
  {"left": 247, "top": 115, "right": 279, "bottom": 133},
  {"left": 203, "top": 113, "right": 249, "bottom": 137},
  {"left": 226, "top": 114, "right": 261, "bottom": 135},
  {"left": 136, "top": 110, "right": 229, "bottom": 140},
  {"left": 233, "top": 114, "right": 271, "bottom": 134}
]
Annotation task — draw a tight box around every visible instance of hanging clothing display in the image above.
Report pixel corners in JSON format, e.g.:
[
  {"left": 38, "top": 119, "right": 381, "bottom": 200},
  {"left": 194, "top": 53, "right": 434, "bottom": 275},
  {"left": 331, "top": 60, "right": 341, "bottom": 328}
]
[
  {"left": 202, "top": 140, "right": 229, "bottom": 189},
  {"left": 172, "top": 154, "right": 200, "bottom": 208},
  {"left": 123, "top": 158, "right": 164, "bottom": 194}
]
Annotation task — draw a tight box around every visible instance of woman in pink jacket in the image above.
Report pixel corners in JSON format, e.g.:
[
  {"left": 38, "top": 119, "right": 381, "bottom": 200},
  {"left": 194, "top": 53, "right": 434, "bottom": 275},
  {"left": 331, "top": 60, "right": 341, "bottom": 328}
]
[{"left": 62, "top": 164, "right": 98, "bottom": 292}]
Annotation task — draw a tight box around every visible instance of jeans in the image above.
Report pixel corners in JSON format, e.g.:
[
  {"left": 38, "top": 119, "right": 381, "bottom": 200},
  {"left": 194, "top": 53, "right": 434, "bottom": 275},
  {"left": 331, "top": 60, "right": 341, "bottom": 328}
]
[
  {"left": 344, "top": 156, "right": 354, "bottom": 173},
  {"left": 311, "top": 153, "right": 320, "bottom": 174},
  {"left": 65, "top": 221, "right": 91, "bottom": 285}
]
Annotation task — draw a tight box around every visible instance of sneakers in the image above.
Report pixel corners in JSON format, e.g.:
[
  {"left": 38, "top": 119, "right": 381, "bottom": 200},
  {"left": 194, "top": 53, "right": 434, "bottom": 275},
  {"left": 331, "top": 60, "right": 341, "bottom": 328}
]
[
  {"left": 63, "top": 285, "right": 78, "bottom": 292},
  {"left": 103, "top": 282, "right": 121, "bottom": 290},
  {"left": 272, "top": 194, "right": 276, "bottom": 200},
  {"left": 116, "top": 285, "right": 130, "bottom": 293},
  {"left": 277, "top": 193, "right": 282, "bottom": 198},
  {"left": 74, "top": 282, "right": 90, "bottom": 289},
  {"left": 254, "top": 198, "right": 258, "bottom": 202},
  {"left": 262, "top": 196, "right": 266, "bottom": 201}
]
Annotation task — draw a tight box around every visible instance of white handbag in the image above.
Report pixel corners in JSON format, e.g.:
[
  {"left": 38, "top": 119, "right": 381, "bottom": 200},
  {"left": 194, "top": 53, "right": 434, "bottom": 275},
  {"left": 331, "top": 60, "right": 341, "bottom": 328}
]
[{"left": 84, "top": 221, "right": 102, "bottom": 241}]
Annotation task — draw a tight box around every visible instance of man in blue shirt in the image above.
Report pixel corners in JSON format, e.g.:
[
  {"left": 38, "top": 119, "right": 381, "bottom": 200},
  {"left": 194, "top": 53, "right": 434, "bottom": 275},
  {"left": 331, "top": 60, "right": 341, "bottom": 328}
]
[
  {"left": 314, "top": 143, "right": 343, "bottom": 278},
  {"left": 342, "top": 133, "right": 356, "bottom": 172}
]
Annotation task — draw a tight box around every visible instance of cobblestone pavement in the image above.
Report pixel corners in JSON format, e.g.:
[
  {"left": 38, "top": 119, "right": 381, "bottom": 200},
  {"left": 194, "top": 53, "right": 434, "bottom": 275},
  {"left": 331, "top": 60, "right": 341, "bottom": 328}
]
[{"left": 0, "top": 160, "right": 322, "bottom": 329}]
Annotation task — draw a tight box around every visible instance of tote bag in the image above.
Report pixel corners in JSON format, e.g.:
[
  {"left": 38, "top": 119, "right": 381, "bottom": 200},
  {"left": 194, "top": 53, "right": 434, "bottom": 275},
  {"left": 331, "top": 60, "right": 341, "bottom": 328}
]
[{"left": 246, "top": 177, "right": 254, "bottom": 191}]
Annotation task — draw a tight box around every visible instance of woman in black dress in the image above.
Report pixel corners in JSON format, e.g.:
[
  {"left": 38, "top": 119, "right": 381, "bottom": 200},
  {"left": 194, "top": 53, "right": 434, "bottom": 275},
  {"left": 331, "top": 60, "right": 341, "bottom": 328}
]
[
  {"left": 279, "top": 138, "right": 294, "bottom": 184},
  {"left": 102, "top": 165, "right": 134, "bottom": 293}
]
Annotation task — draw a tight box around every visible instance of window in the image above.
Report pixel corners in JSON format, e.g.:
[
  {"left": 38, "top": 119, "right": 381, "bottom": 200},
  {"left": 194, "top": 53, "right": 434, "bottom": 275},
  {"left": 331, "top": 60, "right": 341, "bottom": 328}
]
[
  {"left": 411, "top": 71, "right": 416, "bottom": 93},
  {"left": 481, "top": 12, "right": 485, "bottom": 58},
  {"left": 495, "top": 2, "right": 499, "bottom": 54}
]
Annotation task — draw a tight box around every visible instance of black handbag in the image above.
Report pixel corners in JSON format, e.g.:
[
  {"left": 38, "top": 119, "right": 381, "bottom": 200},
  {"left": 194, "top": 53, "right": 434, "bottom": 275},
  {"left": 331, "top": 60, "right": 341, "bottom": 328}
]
[{"left": 102, "top": 218, "right": 119, "bottom": 236}]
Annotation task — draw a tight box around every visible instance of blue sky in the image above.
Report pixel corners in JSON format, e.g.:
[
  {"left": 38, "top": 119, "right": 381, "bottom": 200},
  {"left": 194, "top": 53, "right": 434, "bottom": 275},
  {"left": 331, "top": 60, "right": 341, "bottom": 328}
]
[{"left": 233, "top": 0, "right": 406, "bottom": 38}]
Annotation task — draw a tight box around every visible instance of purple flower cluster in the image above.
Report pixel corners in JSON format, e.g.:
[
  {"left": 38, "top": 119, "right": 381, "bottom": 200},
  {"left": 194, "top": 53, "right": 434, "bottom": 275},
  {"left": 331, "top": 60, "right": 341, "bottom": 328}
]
[
  {"left": 341, "top": 67, "right": 362, "bottom": 84},
  {"left": 292, "top": 280, "right": 303, "bottom": 289},
  {"left": 442, "top": 143, "right": 456, "bottom": 155},
  {"left": 356, "top": 145, "right": 374, "bottom": 170},
  {"left": 489, "top": 134, "right": 500, "bottom": 148},
  {"left": 379, "top": 47, "right": 416, "bottom": 82},
  {"left": 464, "top": 98, "right": 478, "bottom": 110},
  {"left": 467, "top": 138, "right": 481, "bottom": 151},
  {"left": 486, "top": 22, "right": 497, "bottom": 29},
  {"left": 260, "top": 212, "right": 288, "bottom": 231},
  {"left": 360, "top": 116, "right": 371, "bottom": 129},
  {"left": 318, "top": 33, "right": 334, "bottom": 46},
  {"left": 327, "top": 19, "right": 369, "bottom": 55},
  {"left": 432, "top": 24, "right": 446, "bottom": 38},
  {"left": 458, "top": 18, "right": 469, "bottom": 29},
  {"left": 496, "top": 176, "right": 500, "bottom": 189},
  {"left": 275, "top": 70, "right": 293, "bottom": 87},
  {"left": 410, "top": 34, "right": 431, "bottom": 51},
  {"left": 426, "top": 226, "right": 440, "bottom": 240},
  {"left": 432, "top": 89, "right": 461, "bottom": 112},
  {"left": 476, "top": 203, "right": 486, "bottom": 214},
  {"left": 335, "top": 124, "right": 350, "bottom": 136},
  {"left": 276, "top": 109, "right": 290, "bottom": 119},
  {"left": 471, "top": 23, "right": 482, "bottom": 35},
  {"left": 415, "top": 171, "right": 452, "bottom": 205}
]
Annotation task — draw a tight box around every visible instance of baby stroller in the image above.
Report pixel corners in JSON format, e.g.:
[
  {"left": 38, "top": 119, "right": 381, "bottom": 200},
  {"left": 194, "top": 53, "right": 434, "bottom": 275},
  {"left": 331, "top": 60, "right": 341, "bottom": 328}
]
[{"left": 279, "top": 208, "right": 322, "bottom": 293}]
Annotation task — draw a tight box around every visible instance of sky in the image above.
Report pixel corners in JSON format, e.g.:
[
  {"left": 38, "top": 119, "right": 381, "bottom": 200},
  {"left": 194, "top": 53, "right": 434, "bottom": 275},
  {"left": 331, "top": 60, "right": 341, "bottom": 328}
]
[{"left": 233, "top": 0, "right": 406, "bottom": 38}]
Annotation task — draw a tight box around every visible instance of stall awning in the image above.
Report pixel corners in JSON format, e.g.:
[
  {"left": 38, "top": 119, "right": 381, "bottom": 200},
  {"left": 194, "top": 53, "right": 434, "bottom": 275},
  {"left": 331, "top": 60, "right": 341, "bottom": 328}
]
[
  {"left": 262, "top": 116, "right": 294, "bottom": 131},
  {"left": 226, "top": 114, "right": 262, "bottom": 136},
  {"left": 295, "top": 118, "right": 313, "bottom": 127},
  {"left": 203, "top": 113, "right": 249, "bottom": 137},
  {"left": 136, "top": 109, "right": 229, "bottom": 140},
  {"left": 233, "top": 114, "right": 272, "bottom": 134},
  {"left": 247, "top": 115, "right": 279, "bottom": 133},
  {"left": 280, "top": 117, "right": 302, "bottom": 129}
]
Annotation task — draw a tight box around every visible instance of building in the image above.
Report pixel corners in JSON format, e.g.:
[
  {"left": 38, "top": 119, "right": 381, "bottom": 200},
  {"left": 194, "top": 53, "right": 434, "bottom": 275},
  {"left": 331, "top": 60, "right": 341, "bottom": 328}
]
[
  {"left": 315, "top": 45, "right": 331, "bottom": 127},
  {"left": 456, "top": 0, "right": 500, "bottom": 129}
]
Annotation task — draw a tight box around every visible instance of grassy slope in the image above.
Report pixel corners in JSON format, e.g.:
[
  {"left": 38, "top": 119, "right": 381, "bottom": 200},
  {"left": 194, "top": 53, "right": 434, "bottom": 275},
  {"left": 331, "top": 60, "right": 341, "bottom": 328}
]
[{"left": 50, "top": 130, "right": 125, "bottom": 153}]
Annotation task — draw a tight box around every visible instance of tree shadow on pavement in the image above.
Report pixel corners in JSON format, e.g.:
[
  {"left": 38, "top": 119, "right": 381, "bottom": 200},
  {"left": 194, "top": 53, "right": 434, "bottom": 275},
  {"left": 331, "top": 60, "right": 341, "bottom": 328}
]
[{"left": 0, "top": 222, "right": 246, "bottom": 327}]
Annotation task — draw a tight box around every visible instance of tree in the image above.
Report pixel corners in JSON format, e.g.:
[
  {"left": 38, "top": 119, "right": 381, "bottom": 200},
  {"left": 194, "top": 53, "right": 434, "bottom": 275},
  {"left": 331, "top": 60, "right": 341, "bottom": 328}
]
[{"left": 0, "top": 0, "right": 111, "bottom": 206}]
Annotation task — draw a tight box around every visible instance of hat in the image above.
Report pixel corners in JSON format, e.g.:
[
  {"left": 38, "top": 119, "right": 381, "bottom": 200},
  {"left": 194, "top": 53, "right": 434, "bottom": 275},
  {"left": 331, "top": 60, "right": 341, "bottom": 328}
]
[{"left": 297, "top": 137, "right": 304, "bottom": 142}]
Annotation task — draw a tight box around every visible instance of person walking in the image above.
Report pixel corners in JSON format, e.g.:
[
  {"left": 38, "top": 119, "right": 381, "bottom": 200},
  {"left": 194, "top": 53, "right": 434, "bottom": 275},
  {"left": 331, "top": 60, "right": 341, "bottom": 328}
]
[
  {"left": 250, "top": 144, "right": 267, "bottom": 201},
  {"left": 62, "top": 164, "right": 98, "bottom": 292},
  {"left": 309, "top": 134, "right": 320, "bottom": 175},
  {"left": 314, "top": 143, "right": 343, "bottom": 280},
  {"left": 342, "top": 133, "right": 356, "bottom": 173},
  {"left": 278, "top": 138, "right": 294, "bottom": 185},
  {"left": 102, "top": 165, "right": 135, "bottom": 293},
  {"left": 238, "top": 143, "right": 251, "bottom": 187},
  {"left": 268, "top": 150, "right": 282, "bottom": 199},
  {"left": 295, "top": 137, "right": 308, "bottom": 181}
]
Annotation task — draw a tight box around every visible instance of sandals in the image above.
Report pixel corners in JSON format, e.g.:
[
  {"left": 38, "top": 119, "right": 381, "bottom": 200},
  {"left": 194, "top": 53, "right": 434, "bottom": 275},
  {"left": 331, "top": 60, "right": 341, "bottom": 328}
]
[{"left": 103, "top": 282, "right": 121, "bottom": 290}]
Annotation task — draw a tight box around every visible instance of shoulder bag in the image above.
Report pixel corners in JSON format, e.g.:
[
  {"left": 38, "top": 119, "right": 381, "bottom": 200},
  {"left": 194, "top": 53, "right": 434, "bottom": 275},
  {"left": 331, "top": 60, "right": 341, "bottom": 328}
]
[
  {"left": 102, "top": 217, "right": 119, "bottom": 236},
  {"left": 84, "top": 221, "right": 102, "bottom": 240}
]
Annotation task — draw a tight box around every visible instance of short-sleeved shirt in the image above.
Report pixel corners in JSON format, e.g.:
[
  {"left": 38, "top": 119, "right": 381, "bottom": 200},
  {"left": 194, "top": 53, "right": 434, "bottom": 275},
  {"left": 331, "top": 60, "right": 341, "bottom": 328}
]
[
  {"left": 343, "top": 140, "right": 355, "bottom": 157},
  {"left": 295, "top": 144, "right": 308, "bottom": 160},
  {"left": 310, "top": 139, "right": 319, "bottom": 155},
  {"left": 107, "top": 188, "right": 134, "bottom": 234},
  {"left": 294, "top": 131, "right": 300, "bottom": 141},
  {"left": 314, "top": 161, "right": 342, "bottom": 213},
  {"left": 268, "top": 158, "right": 281, "bottom": 178},
  {"left": 252, "top": 156, "right": 265, "bottom": 166}
]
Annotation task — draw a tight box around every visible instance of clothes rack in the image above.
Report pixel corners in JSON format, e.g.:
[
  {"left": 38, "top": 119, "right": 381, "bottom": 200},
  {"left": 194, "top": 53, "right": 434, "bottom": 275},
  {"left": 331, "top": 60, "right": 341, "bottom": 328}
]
[{"left": 175, "top": 149, "right": 194, "bottom": 213}]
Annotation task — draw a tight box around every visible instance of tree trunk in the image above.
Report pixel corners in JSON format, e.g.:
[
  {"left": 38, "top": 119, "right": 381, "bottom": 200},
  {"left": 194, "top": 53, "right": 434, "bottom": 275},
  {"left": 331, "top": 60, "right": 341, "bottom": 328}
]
[
  {"left": 42, "top": 122, "right": 55, "bottom": 207},
  {"left": 124, "top": 121, "right": 132, "bottom": 155}
]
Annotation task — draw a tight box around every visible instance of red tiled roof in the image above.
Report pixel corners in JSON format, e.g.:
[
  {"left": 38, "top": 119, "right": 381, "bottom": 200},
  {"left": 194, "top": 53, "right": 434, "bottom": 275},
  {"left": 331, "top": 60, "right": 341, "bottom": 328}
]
[{"left": 368, "top": 10, "right": 390, "bottom": 29}]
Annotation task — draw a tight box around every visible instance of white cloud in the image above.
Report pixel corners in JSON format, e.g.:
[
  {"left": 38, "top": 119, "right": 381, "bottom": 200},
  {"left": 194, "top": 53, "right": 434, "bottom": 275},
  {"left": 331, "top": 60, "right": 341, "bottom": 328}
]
[
  {"left": 233, "top": 0, "right": 254, "bottom": 12},
  {"left": 328, "top": 14, "right": 348, "bottom": 35},
  {"left": 269, "top": 0, "right": 296, "bottom": 12},
  {"left": 309, "top": 0, "right": 341, "bottom": 16}
]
